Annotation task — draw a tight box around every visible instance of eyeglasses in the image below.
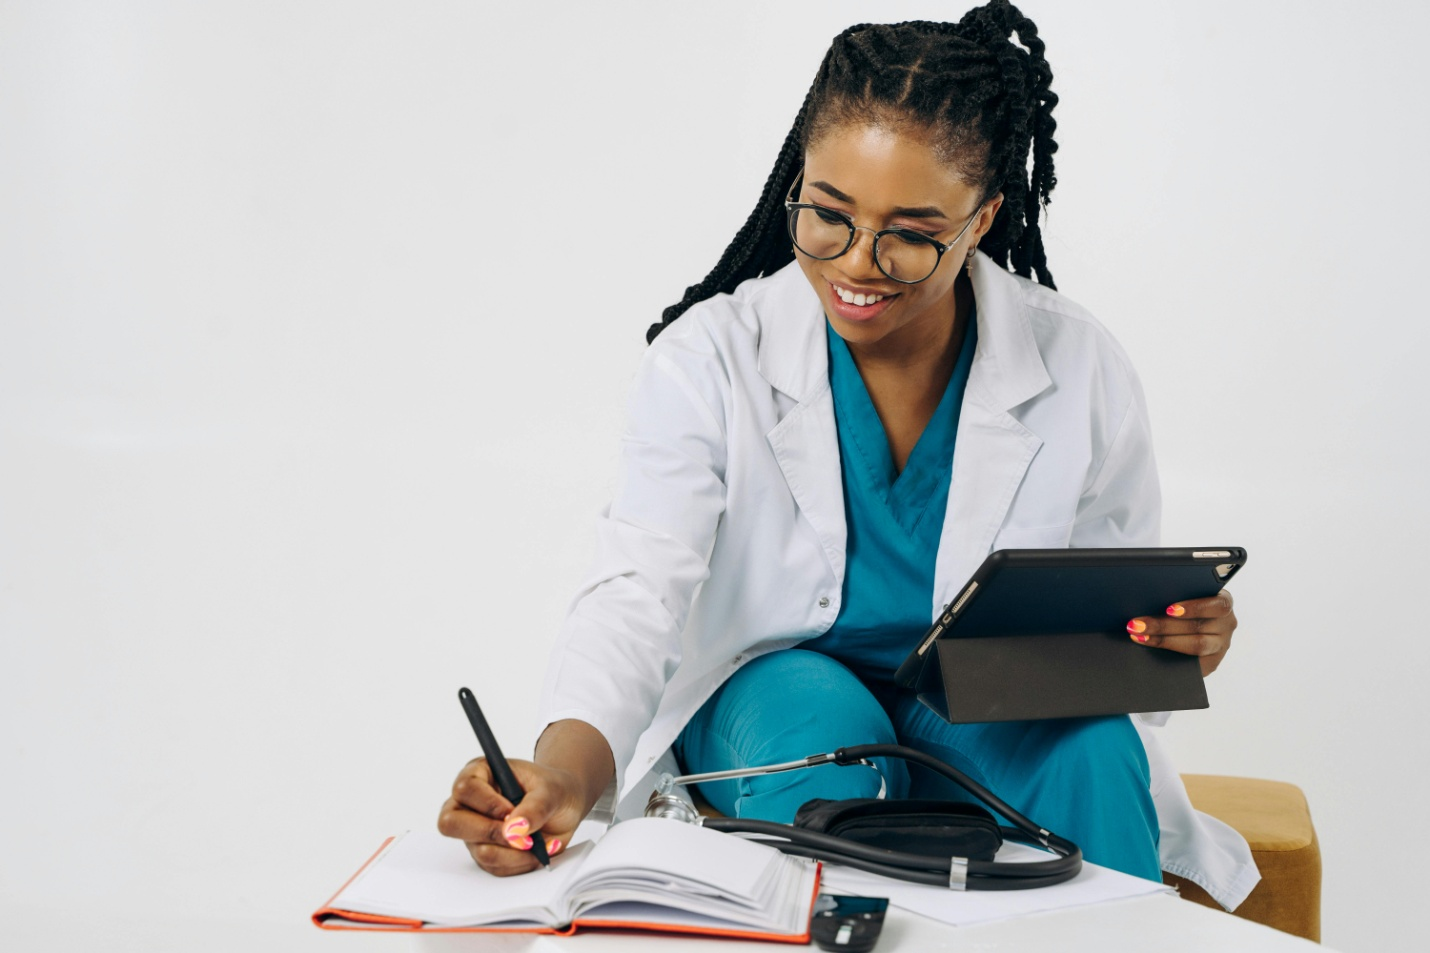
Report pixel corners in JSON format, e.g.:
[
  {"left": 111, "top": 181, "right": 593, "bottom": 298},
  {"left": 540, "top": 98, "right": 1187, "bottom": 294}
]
[{"left": 783, "top": 170, "right": 985, "bottom": 285}]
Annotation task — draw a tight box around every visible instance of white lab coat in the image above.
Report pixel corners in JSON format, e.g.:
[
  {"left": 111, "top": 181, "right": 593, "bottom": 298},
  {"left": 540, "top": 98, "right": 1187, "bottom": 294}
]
[{"left": 537, "top": 252, "right": 1261, "bottom": 910}]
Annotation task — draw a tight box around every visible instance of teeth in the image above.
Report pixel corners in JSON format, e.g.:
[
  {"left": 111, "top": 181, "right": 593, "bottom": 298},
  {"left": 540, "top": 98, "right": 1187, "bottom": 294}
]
[{"left": 835, "top": 284, "right": 885, "bottom": 306}]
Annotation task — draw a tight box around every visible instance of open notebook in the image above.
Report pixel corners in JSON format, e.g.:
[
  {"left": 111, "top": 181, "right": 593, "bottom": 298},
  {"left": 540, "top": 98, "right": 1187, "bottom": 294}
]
[{"left": 313, "top": 817, "right": 821, "bottom": 943}]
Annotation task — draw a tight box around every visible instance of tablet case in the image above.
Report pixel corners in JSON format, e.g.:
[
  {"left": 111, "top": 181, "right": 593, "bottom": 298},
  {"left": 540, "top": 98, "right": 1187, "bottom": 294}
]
[{"left": 894, "top": 548, "right": 1245, "bottom": 723}]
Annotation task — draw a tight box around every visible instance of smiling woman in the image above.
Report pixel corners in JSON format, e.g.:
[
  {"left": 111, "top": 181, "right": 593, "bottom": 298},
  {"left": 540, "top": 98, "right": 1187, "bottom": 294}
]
[{"left": 437, "top": 0, "right": 1258, "bottom": 914}]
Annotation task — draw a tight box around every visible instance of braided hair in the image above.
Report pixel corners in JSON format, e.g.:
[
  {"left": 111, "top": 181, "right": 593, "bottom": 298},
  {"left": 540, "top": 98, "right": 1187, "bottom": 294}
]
[{"left": 646, "top": 0, "right": 1059, "bottom": 344}]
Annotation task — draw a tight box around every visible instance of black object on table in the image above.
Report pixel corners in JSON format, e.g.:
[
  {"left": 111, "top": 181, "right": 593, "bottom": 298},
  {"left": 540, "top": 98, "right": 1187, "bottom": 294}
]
[{"left": 811, "top": 894, "right": 887, "bottom": 952}]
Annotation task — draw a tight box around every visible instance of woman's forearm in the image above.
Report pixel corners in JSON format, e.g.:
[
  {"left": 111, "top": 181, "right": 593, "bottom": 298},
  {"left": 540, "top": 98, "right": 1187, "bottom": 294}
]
[{"left": 534, "top": 718, "right": 616, "bottom": 816}]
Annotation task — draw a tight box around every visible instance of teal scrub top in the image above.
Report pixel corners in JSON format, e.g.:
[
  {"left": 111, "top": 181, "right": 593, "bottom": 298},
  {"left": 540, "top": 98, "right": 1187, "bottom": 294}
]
[{"left": 803, "top": 308, "right": 979, "bottom": 682}]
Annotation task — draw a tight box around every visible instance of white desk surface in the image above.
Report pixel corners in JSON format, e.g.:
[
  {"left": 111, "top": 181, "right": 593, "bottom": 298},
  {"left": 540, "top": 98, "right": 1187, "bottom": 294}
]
[
  {"left": 408, "top": 893, "right": 1333, "bottom": 953},
  {"left": 0, "top": 892, "right": 1333, "bottom": 953}
]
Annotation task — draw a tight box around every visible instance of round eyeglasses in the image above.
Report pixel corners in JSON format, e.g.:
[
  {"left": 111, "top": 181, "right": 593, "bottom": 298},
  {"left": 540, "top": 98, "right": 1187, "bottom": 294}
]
[{"left": 783, "top": 170, "right": 985, "bottom": 285}]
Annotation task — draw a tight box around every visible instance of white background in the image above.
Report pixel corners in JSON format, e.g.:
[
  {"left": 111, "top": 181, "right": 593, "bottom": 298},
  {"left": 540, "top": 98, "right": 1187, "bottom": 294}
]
[{"left": 2, "top": 1, "right": 1425, "bottom": 950}]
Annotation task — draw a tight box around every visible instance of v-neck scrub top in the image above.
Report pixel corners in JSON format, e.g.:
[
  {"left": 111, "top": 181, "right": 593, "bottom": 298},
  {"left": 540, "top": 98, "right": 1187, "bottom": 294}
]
[{"left": 802, "top": 309, "right": 979, "bottom": 682}]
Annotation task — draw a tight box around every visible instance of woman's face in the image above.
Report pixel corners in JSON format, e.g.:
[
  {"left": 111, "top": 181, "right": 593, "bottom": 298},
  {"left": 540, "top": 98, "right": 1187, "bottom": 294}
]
[{"left": 793, "top": 123, "right": 1002, "bottom": 356}]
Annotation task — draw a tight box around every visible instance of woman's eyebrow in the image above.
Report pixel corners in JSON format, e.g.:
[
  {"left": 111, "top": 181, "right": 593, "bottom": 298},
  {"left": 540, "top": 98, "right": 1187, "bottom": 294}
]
[{"left": 809, "top": 180, "right": 948, "bottom": 219}]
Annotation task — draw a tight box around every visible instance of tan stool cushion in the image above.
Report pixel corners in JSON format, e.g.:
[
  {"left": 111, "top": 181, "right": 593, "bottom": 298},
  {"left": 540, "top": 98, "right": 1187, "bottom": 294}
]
[{"left": 1165, "top": 774, "right": 1321, "bottom": 942}]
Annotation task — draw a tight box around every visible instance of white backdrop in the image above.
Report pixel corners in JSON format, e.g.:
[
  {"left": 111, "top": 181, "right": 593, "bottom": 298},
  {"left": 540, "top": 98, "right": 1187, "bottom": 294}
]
[{"left": 2, "top": 1, "right": 1425, "bottom": 950}]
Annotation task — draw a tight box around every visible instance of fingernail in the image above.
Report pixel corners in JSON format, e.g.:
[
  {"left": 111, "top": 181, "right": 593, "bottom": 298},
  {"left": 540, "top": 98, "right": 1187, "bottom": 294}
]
[
  {"left": 503, "top": 817, "right": 530, "bottom": 837},
  {"left": 506, "top": 834, "right": 534, "bottom": 850},
  {"left": 1166, "top": 604, "right": 1185, "bottom": 617},
  {"left": 1127, "top": 619, "right": 1147, "bottom": 635},
  {"left": 1130, "top": 631, "right": 1150, "bottom": 643},
  {"left": 549, "top": 839, "right": 563, "bottom": 853}
]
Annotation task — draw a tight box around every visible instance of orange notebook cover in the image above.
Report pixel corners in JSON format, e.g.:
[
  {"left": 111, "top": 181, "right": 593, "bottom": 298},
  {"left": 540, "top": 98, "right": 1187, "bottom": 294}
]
[{"left": 312, "top": 820, "right": 821, "bottom": 943}]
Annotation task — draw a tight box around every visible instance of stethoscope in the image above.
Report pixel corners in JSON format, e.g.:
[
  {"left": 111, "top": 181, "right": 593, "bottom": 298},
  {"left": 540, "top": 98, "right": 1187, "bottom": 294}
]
[{"left": 645, "top": 743, "right": 1082, "bottom": 890}]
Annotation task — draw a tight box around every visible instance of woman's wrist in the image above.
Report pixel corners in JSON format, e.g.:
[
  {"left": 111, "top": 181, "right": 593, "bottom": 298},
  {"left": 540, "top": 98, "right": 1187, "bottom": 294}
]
[{"left": 535, "top": 718, "right": 616, "bottom": 816}]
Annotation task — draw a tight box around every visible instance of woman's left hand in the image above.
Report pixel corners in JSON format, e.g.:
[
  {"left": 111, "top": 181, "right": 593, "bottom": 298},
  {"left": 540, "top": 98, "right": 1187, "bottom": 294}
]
[{"left": 1126, "top": 589, "right": 1237, "bottom": 677}]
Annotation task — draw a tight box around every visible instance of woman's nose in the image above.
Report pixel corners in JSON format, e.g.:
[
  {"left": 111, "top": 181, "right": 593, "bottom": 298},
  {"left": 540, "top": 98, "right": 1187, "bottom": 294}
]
[{"left": 843, "top": 226, "right": 883, "bottom": 276}]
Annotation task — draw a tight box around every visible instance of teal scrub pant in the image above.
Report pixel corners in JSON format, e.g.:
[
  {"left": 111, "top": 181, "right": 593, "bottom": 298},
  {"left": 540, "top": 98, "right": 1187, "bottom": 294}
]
[{"left": 673, "top": 649, "right": 1162, "bottom": 882}]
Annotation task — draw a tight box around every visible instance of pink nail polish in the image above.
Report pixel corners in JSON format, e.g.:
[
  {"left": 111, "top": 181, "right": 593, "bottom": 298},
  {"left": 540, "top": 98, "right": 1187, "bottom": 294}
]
[
  {"left": 549, "top": 839, "right": 563, "bottom": 853},
  {"left": 503, "top": 817, "right": 530, "bottom": 837},
  {"left": 1166, "top": 604, "right": 1185, "bottom": 617},
  {"left": 1126, "top": 619, "right": 1146, "bottom": 635},
  {"left": 1131, "top": 632, "right": 1149, "bottom": 643},
  {"left": 507, "top": 834, "right": 534, "bottom": 850}
]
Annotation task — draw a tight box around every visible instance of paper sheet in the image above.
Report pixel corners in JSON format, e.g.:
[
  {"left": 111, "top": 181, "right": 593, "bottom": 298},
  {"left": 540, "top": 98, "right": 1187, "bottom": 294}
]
[{"left": 818, "top": 840, "right": 1174, "bottom": 928}]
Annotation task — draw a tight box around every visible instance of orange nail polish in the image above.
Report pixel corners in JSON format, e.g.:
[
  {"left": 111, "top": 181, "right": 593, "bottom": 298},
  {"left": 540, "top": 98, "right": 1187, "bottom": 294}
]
[
  {"left": 507, "top": 834, "right": 534, "bottom": 850},
  {"left": 549, "top": 839, "right": 563, "bottom": 853},
  {"left": 503, "top": 817, "right": 530, "bottom": 837},
  {"left": 1127, "top": 619, "right": 1146, "bottom": 635},
  {"left": 1130, "top": 632, "right": 1150, "bottom": 643},
  {"left": 1166, "top": 604, "right": 1185, "bottom": 617}
]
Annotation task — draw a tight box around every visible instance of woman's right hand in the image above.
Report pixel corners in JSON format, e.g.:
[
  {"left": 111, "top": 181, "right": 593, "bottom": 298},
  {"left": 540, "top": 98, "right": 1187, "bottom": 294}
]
[
  {"left": 437, "top": 719, "right": 616, "bottom": 877},
  {"left": 436, "top": 756, "right": 588, "bottom": 876}
]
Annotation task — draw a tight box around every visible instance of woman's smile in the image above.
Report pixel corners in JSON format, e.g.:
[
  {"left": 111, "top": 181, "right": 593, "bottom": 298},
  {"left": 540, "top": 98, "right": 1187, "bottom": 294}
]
[{"left": 826, "top": 279, "right": 901, "bottom": 321}]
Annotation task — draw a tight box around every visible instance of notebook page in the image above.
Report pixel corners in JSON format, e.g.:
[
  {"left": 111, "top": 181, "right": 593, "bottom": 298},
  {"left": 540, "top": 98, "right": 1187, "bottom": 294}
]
[
  {"left": 331, "top": 830, "right": 593, "bottom": 927},
  {"left": 575, "top": 860, "right": 819, "bottom": 936},
  {"left": 568, "top": 818, "right": 783, "bottom": 906}
]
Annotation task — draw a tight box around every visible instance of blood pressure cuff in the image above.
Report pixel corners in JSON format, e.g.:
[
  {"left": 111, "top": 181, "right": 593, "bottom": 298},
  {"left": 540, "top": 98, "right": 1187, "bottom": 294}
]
[{"left": 793, "top": 798, "right": 1003, "bottom": 862}]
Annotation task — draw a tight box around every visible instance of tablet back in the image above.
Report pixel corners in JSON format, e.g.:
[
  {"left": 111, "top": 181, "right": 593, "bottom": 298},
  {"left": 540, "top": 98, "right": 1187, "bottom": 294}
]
[{"left": 899, "top": 548, "right": 1244, "bottom": 723}]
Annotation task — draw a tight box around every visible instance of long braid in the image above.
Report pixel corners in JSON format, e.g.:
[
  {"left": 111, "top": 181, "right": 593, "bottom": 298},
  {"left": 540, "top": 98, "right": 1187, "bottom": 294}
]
[
  {"left": 642, "top": 100, "right": 804, "bottom": 344},
  {"left": 644, "top": 25, "right": 876, "bottom": 345},
  {"left": 649, "top": 2, "right": 1059, "bottom": 342}
]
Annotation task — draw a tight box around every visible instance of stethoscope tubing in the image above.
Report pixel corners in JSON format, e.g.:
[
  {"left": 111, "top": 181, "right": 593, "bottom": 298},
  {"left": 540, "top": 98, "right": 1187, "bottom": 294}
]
[
  {"left": 690, "top": 742, "right": 1083, "bottom": 890},
  {"left": 702, "top": 816, "right": 1081, "bottom": 889}
]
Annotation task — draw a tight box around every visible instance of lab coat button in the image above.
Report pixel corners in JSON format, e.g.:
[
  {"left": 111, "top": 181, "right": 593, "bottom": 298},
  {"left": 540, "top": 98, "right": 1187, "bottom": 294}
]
[{"left": 818, "top": 596, "right": 831, "bottom": 608}]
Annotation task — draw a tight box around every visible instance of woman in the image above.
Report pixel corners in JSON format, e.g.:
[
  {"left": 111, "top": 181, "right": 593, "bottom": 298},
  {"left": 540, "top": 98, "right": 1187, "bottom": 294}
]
[{"left": 438, "top": 1, "right": 1259, "bottom": 910}]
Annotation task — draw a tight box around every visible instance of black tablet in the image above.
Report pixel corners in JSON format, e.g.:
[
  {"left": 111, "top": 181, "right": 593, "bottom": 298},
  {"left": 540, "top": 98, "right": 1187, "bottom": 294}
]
[{"left": 893, "top": 547, "right": 1246, "bottom": 723}]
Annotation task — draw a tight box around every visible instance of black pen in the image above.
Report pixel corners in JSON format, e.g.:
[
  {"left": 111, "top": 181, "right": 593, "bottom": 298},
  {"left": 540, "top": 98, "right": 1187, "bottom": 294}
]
[{"left": 458, "top": 687, "right": 551, "bottom": 868}]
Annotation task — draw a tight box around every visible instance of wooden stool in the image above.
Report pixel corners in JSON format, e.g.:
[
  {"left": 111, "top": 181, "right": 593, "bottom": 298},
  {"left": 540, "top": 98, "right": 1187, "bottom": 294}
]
[{"left": 1166, "top": 775, "right": 1321, "bottom": 942}]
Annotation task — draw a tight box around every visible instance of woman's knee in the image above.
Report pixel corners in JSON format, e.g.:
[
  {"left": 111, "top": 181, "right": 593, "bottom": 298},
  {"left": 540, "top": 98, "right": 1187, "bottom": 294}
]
[
  {"left": 687, "top": 650, "right": 898, "bottom": 760},
  {"left": 675, "top": 650, "right": 905, "bottom": 820}
]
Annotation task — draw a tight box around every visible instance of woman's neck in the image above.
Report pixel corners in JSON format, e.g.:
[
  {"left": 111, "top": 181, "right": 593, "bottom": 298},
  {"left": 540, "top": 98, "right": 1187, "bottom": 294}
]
[
  {"left": 844, "top": 273, "right": 974, "bottom": 398},
  {"left": 844, "top": 274, "right": 974, "bottom": 473}
]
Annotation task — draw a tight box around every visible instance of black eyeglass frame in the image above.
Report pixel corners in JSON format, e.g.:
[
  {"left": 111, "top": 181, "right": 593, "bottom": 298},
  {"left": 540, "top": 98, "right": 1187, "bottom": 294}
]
[{"left": 783, "top": 170, "right": 986, "bottom": 285}]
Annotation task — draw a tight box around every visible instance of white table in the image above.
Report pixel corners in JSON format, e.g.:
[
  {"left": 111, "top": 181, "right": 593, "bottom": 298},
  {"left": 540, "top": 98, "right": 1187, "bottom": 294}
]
[{"left": 408, "top": 893, "right": 1332, "bottom": 952}]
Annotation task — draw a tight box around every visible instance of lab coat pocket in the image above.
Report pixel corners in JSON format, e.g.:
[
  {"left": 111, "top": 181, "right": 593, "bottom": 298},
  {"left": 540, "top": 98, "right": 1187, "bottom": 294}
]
[{"left": 990, "top": 519, "right": 1075, "bottom": 550}]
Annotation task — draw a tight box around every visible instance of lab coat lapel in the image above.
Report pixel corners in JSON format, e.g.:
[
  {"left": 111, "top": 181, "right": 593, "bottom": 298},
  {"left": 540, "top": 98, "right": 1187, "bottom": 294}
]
[
  {"left": 754, "top": 257, "right": 1053, "bottom": 610},
  {"left": 767, "top": 390, "right": 847, "bottom": 588},
  {"left": 932, "top": 254, "right": 1053, "bottom": 612},
  {"left": 759, "top": 264, "right": 847, "bottom": 591}
]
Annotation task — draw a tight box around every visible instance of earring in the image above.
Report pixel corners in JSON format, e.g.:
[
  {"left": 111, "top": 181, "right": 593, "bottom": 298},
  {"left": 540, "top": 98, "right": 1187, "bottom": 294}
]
[{"left": 965, "top": 247, "right": 977, "bottom": 275}]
